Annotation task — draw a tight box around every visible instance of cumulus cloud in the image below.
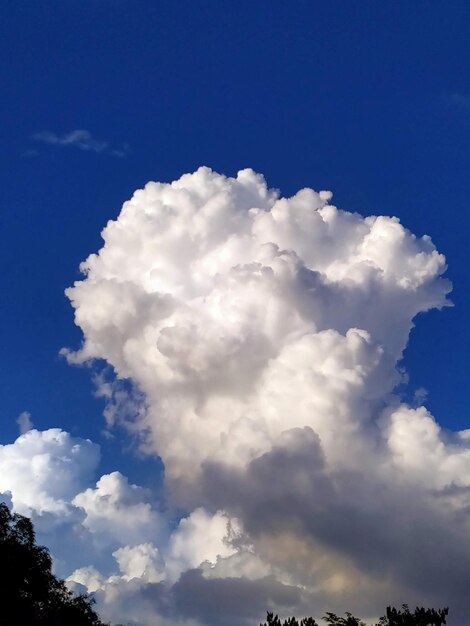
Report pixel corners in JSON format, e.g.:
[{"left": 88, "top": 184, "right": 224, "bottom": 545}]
[
  {"left": 113, "top": 543, "right": 165, "bottom": 583},
  {"left": 69, "top": 566, "right": 302, "bottom": 626},
  {"left": 165, "top": 508, "right": 239, "bottom": 581},
  {"left": 59, "top": 167, "right": 470, "bottom": 623},
  {"left": 67, "top": 504, "right": 252, "bottom": 625},
  {"left": 0, "top": 428, "right": 99, "bottom": 517},
  {"left": 65, "top": 168, "right": 449, "bottom": 484},
  {"left": 4, "top": 166, "right": 464, "bottom": 624},
  {"left": 73, "top": 471, "right": 165, "bottom": 548},
  {"left": 32, "top": 129, "right": 129, "bottom": 157},
  {"left": 0, "top": 428, "right": 165, "bottom": 580},
  {"left": 0, "top": 427, "right": 247, "bottom": 622}
]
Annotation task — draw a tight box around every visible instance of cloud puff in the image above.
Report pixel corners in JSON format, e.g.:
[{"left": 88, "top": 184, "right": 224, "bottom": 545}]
[
  {"left": 32, "top": 129, "right": 128, "bottom": 157},
  {"left": 113, "top": 543, "right": 165, "bottom": 583},
  {"left": 0, "top": 428, "right": 99, "bottom": 517},
  {"left": 0, "top": 428, "right": 167, "bottom": 580},
  {"left": 73, "top": 471, "right": 165, "bottom": 548},
  {"left": 164, "top": 508, "right": 239, "bottom": 581},
  {"left": 58, "top": 167, "right": 470, "bottom": 623},
  {"left": 16, "top": 410, "right": 33, "bottom": 434},
  {"left": 0, "top": 427, "right": 255, "bottom": 623}
]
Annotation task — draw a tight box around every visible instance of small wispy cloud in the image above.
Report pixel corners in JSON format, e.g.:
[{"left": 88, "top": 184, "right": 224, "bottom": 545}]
[
  {"left": 447, "top": 92, "right": 470, "bottom": 110},
  {"left": 32, "top": 129, "right": 129, "bottom": 158},
  {"left": 16, "top": 411, "right": 33, "bottom": 435},
  {"left": 22, "top": 148, "right": 40, "bottom": 158}
]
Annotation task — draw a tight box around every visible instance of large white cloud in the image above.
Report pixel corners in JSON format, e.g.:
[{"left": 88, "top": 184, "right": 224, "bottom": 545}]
[
  {"left": 33, "top": 167, "right": 470, "bottom": 623},
  {"left": 64, "top": 168, "right": 449, "bottom": 486}
]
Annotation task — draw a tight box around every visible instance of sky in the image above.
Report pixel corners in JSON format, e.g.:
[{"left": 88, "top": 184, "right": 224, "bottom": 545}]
[{"left": 1, "top": 2, "right": 470, "bottom": 625}]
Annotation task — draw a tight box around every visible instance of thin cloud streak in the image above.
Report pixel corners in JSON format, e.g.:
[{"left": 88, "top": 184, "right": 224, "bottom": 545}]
[
  {"left": 32, "top": 129, "right": 129, "bottom": 157},
  {"left": 446, "top": 93, "right": 470, "bottom": 109}
]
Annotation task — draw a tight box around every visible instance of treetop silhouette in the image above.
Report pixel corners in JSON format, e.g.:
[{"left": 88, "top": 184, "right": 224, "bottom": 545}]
[
  {"left": 0, "top": 502, "right": 108, "bottom": 626},
  {"left": 261, "top": 604, "right": 448, "bottom": 626}
]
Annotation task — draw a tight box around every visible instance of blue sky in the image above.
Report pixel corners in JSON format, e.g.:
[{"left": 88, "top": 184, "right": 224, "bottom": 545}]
[
  {"left": 1, "top": 4, "right": 470, "bottom": 623},
  {"left": 2, "top": 1, "right": 469, "bottom": 451}
]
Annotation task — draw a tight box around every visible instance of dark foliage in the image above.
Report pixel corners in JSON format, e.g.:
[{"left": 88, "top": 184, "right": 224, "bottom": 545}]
[
  {"left": 262, "top": 612, "right": 320, "bottom": 626},
  {"left": 261, "top": 605, "right": 448, "bottom": 626},
  {"left": 0, "top": 502, "right": 109, "bottom": 626},
  {"left": 323, "top": 611, "right": 366, "bottom": 625},
  {"left": 377, "top": 605, "right": 448, "bottom": 626}
]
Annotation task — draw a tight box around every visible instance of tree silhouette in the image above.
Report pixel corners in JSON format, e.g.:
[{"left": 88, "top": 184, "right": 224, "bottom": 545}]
[
  {"left": 376, "top": 605, "right": 448, "bottom": 626},
  {"left": 262, "top": 612, "right": 319, "bottom": 626},
  {"left": 0, "top": 502, "right": 109, "bottom": 626},
  {"left": 260, "top": 605, "right": 448, "bottom": 626},
  {"left": 323, "top": 612, "right": 366, "bottom": 626}
]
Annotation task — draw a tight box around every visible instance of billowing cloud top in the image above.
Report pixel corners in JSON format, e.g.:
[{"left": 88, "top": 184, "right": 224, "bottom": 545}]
[
  {"left": 9, "top": 168, "right": 470, "bottom": 625},
  {"left": 65, "top": 168, "right": 450, "bottom": 484}
]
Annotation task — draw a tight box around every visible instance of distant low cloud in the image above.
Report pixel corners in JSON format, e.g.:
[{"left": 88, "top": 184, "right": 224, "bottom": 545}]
[
  {"left": 0, "top": 426, "right": 253, "bottom": 624},
  {"left": 32, "top": 129, "right": 129, "bottom": 157}
]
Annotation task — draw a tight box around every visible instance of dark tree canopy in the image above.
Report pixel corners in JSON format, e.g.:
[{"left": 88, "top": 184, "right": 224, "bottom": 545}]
[
  {"left": 377, "top": 605, "right": 448, "bottom": 626},
  {"left": 0, "top": 502, "right": 108, "bottom": 626},
  {"left": 261, "top": 605, "right": 448, "bottom": 626}
]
